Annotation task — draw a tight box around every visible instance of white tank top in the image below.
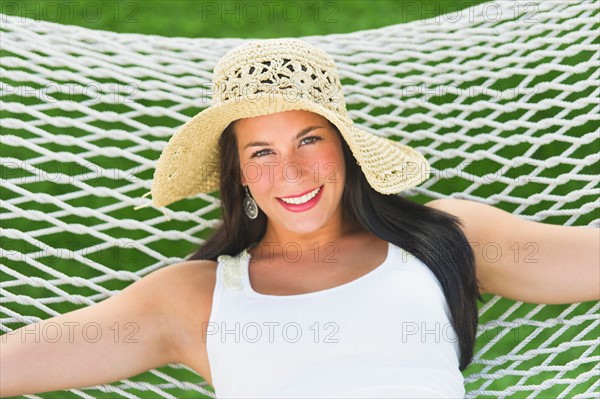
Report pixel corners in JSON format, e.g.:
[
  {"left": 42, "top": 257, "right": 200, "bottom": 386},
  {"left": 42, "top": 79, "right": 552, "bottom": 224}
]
[{"left": 206, "top": 241, "right": 465, "bottom": 398}]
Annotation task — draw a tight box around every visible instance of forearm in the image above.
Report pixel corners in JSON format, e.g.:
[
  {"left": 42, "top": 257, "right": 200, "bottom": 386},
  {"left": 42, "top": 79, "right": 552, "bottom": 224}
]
[{"left": 0, "top": 294, "right": 173, "bottom": 398}]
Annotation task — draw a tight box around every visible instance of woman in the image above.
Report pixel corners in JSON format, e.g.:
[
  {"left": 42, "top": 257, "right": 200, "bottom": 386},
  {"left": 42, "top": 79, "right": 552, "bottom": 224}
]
[{"left": 1, "top": 39, "right": 598, "bottom": 398}]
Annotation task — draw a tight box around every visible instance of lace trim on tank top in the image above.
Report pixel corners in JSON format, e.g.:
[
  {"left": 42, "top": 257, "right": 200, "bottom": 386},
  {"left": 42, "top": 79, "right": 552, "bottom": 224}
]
[
  {"left": 216, "top": 254, "right": 243, "bottom": 290},
  {"left": 216, "top": 242, "right": 258, "bottom": 290}
]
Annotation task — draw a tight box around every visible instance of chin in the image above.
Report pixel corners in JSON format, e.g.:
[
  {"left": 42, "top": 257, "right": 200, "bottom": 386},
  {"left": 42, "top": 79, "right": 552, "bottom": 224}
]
[{"left": 281, "top": 215, "right": 330, "bottom": 234}]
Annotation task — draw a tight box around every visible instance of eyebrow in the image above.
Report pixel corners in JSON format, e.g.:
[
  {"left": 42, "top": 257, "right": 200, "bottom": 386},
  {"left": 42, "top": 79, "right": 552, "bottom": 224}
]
[{"left": 243, "top": 125, "right": 325, "bottom": 150}]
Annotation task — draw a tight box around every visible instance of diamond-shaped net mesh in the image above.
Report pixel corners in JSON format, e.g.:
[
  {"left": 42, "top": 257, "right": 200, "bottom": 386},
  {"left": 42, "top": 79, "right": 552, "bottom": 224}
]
[{"left": 1, "top": 1, "right": 598, "bottom": 398}]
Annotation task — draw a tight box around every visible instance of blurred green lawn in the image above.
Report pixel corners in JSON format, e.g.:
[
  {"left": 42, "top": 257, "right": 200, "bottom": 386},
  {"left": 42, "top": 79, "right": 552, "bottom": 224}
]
[{"left": 3, "top": 0, "right": 489, "bottom": 37}]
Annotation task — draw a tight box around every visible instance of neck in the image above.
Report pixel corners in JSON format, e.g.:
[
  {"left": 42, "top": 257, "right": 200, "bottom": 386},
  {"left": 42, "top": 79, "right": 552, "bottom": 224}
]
[{"left": 250, "top": 216, "right": 365, "bottom": 264}]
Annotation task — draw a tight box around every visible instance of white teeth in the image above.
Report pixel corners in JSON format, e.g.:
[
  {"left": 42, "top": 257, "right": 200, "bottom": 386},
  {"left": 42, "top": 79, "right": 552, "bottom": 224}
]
[{"left": 279, "top": 186, "right": 321, "bottom": 205}]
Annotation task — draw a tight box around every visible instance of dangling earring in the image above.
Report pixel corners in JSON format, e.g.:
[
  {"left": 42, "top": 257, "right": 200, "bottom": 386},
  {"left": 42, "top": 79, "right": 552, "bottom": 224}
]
[{"left": 243, "top": 186, "right": 258, "bottom": 220}]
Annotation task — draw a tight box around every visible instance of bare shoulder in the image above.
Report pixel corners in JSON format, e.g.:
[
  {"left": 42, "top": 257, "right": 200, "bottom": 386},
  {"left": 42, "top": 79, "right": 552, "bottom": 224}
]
[
  {"left": 425, "top": 198, "right": 480, "bottom": 231},
  {"left": 425, "top": 198, "right": 527, "bottom": 295},
  {"left": 425, "top": 197, "right": 478, "bottom": 214},
  {"left": 155, "top": 258, "right": 218, "bottom": 291},
  {"left": 424, "top": 198, "right": 488, "bottom": 248},
  {"left": 145, "top": 259, "right": 218, "bottom": 316},
  {"left": 424, "top": 198, "right": 510, "bottom": 246},
  {"left": 143, "top": 259, "right": 218, "bottom": 382},
  {"left": 425, "top": 197, "right": 518, "bottom": 226},
  {"left": 163, "top": 259, "right": 219, "bottom": 332}
]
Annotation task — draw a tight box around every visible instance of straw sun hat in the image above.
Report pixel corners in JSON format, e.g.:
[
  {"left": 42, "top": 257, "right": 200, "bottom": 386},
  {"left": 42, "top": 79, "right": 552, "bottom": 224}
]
[{"left": 136, "top": 38, "right": 431, "bottom": 211}]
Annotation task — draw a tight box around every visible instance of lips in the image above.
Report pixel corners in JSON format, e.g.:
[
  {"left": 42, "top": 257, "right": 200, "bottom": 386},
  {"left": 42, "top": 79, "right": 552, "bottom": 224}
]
[
  {"left": 276, "top": 184, "right": 324, "bottom": 212},
  {"left": 277, "top": 185, "right": 322, "bottom": 199}
]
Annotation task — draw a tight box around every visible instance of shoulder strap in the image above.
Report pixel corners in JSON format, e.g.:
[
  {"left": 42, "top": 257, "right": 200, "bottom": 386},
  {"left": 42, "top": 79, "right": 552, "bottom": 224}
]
[{"left": 217, "top": 253, "right": 245, "bottom": 291}]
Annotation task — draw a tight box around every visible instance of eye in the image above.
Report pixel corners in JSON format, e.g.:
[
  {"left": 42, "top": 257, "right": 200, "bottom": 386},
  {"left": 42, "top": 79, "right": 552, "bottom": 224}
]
[
  {"left": 250, "top": 135, "right": 322, "bottom": 158},
  {"left": 251, "top": 149, "right": 272, "bottom": 158},
  {"left": 301, "top": 135, "right": 322, "bottom": 145}
]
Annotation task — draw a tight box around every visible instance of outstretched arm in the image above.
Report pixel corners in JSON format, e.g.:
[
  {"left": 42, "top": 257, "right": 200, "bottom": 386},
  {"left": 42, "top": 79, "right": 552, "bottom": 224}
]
[
  {"left": 427, "top": 198, "right": 600, "bottom": 304},
  {"left": 0, "top": 262, "right": 193, "bottom": 397}
]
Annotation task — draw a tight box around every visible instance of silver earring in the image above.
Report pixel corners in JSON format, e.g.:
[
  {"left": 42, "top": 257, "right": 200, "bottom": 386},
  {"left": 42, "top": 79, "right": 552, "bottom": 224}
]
[{"left": 243, "top": 186, "right": 258, "bottom": 219}]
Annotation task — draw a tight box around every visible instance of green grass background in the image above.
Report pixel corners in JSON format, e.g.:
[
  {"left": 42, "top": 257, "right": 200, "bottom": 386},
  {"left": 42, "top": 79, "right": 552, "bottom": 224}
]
[
  {"left": 2, "top": 0, "right": 488, "bottom": 37},
  {"left": 1, "top": 1, "right": 599, "bottom": 398}
]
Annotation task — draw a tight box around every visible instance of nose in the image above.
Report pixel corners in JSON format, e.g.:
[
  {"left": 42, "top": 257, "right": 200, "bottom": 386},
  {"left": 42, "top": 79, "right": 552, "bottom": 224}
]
[{"left": 276, "top": 151, "right": 313, "bottom": 185}]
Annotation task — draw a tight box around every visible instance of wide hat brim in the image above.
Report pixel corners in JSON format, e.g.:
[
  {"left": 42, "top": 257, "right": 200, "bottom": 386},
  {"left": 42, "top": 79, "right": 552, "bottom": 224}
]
[{"left": 150, "top": 94, "right": 431, "bottom": 208}]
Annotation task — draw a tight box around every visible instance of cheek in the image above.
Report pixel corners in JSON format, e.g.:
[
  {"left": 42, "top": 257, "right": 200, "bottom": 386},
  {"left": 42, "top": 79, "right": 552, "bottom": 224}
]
[
  {"left": 240, "top": 161, "right": 281, "bottom": 193},
  {"left": 316, "top": 148, "right": 345, "bottom": 185},
  {"left": 240, "top": 161, "right": 260, "bottom": 183}
]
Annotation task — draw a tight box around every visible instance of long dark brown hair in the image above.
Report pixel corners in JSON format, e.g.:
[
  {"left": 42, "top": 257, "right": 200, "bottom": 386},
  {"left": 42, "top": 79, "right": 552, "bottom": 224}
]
[{"left": 188, "top": 119, "right": 485, "bottom": 371}]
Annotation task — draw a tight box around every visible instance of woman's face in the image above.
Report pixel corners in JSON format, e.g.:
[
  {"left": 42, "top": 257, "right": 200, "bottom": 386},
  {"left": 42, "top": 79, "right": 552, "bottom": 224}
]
[{"left": 235, "top": 110, "right": 346, "bottom": 235}]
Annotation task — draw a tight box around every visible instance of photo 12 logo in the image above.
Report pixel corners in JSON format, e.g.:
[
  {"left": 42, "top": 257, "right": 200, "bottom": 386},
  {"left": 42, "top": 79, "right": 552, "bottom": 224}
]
[
  {"left": 1, "top": 321, "right": 140, "bottom": 344},
  {"left": 1, "top": 82, "right": 138, "bottom": 104},
  {"left": 1, "top": 2, "right": 139, "bottom": 24},
  {"left": 203, "top": 321, "right": 340, "bottom": 344},
  {"left": 199, "top": 1, "right": 340, "bottom": 24},
  {"left": 400, "top": 1, "right": 539, "bottom": 24}
]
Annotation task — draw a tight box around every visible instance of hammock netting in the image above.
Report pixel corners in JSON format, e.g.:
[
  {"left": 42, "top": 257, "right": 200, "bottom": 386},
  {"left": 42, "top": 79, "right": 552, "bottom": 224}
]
[{"left": 1, "top": 1, "right": 598, "bottom": 398}]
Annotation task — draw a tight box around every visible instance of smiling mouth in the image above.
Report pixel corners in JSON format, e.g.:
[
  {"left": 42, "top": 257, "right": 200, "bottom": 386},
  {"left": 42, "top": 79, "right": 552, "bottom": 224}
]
[{"left": 277, "top": 185, "right": 323, "bottom": 205}]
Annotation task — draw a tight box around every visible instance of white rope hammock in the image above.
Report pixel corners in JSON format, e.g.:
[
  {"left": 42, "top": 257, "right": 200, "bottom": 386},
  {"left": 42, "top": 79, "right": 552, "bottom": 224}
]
[{"left": 1, "top": 1, "right": 598, "bottom": 398}]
